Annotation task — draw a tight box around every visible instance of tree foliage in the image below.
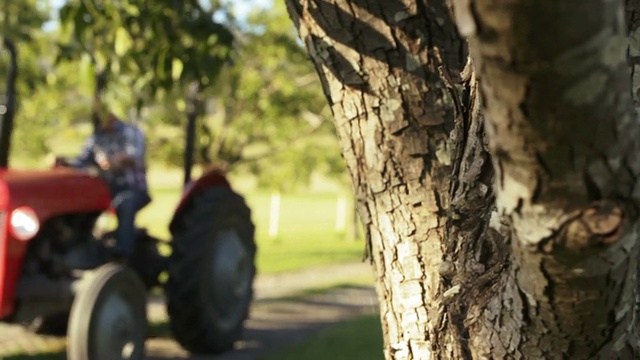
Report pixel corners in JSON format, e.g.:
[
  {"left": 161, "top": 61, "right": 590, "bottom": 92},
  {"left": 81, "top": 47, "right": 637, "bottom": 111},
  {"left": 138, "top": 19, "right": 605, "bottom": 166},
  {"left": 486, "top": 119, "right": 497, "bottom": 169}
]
[
  {"left": 0, "top": 0, "right": 345, "bottom": 190},
  {"left": 1, "top": 0, "right": 50, "bottom": 42},
  {"left": 1, "top": 0, "right": 57, "bottom": 159},
  {"left": 208, "top": 2, "right": 342, "bottom": 189},
  {"left": 57, "top": 0, "right": 234, "bottom": 98},
  {"left": 147, "top": 1, "right": 344, "bottom": 190}
]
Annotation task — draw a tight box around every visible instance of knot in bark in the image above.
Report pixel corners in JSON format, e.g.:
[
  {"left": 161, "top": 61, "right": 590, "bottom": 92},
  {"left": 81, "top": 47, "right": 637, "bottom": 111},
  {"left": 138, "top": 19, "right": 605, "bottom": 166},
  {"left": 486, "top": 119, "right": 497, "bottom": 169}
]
[{"left": 560, "top": 201, "right": 625, "bottom": 253}]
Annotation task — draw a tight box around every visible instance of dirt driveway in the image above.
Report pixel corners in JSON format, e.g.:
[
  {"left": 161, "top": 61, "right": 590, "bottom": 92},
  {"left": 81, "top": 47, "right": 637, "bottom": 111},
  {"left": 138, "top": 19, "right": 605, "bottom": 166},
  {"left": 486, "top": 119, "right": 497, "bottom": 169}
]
[{"left": 0, "top": 261, "right": 378, "bottom": 359}]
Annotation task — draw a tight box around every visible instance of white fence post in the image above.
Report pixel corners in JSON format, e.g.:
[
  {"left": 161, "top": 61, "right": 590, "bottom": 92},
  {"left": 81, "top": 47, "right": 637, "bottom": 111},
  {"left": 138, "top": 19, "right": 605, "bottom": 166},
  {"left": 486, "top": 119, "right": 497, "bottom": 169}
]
[
  {"left": 335, "top": 195, "right": 347, "bottom": 232},
  {"left": 268, "top": 191, "right": 281, "bottom": 239}
]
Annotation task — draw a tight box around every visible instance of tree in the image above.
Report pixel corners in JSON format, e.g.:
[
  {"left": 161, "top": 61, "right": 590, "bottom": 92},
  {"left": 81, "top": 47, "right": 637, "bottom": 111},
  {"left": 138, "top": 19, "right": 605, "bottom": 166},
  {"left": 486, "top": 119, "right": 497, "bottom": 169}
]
[
  {"left": 145, "top": 2, "right": 346, "bottom": 191},
  {"left": 56, "top": 1, "right": 345, "bottom": 191},
  {"left": 1, "top": 0, "right": 57, "bottom": 161},
  {"left": 286, "top": 0, "right": 640, "bottom": 358},
  {"left": 205, "top": 1, "right": 343, "bottom": 190},
  {"left": 58, "top": 0, "right": 234, "bottom": 134},
  {"left": 0, "top": 0, "right": 49, "bottom": 41}
]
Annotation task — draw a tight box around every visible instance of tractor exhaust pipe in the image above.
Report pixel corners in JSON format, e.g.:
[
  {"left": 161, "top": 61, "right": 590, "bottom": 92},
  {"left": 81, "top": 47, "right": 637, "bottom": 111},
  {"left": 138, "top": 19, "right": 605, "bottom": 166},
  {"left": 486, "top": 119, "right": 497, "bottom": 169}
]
[
  {"left": 0, "top": 38, "right": 17, "bottom": 168},
  {"left": 183, "top": 82, "right": 199, "bottom": 187}
]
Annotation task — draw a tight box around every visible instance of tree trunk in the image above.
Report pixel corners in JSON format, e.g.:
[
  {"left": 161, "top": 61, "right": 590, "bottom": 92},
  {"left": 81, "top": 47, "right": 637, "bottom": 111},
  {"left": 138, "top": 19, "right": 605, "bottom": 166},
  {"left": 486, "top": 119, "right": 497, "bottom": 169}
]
[
  {"left": 0, "top": 38, "right": 17, "bottom": 168},
  {"left": 286, "top": 0, "right": 640, "bottom": 358},
  {"left": 91, "top": 67, "right": 108, "bottom": 134},
  {"left": 184, "top": 81, "right": 200, "bottom": 186},
  {"left": 454, "top": 0, "right": 640, "bottom": 356}
]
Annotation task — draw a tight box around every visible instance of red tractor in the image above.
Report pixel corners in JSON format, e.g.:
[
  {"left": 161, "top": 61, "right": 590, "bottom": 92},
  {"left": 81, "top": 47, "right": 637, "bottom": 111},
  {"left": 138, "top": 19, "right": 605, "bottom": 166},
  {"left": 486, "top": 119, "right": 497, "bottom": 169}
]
[{"left": 0, "top": 39, "right": 256, "bottom": 359}]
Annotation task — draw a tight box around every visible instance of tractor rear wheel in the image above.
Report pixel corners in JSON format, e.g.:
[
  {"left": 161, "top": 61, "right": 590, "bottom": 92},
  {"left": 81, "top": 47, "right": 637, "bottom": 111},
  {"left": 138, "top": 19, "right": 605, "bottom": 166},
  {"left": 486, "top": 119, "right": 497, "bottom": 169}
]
[
  {"left": 67, "top": 263, "right": 147, "bottom": 360},
  {"left": 165, "top": 186, "right": 256, "bottom": 354}
]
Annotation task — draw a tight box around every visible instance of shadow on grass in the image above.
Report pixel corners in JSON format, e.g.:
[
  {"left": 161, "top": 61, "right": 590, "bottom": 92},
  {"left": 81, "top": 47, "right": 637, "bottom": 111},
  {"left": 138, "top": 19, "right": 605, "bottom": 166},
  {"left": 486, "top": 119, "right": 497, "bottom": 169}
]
[
  {"left": 3, "top": 352, "right": 66, "bottom": 360},
  {"left": 0, "top": 320, "right": 172, "bottom": 360},
  {"left": 257, "top": 313, "right": 383, "bottom": 360},
  {"left": 259, "top": 283, "right": 375, "bottom": 302},
  {"left": 148, "top": 319, "right": 172, "bottom": 338},
  {"left": 4, "top": 283, "right": 379, "bottom": 360}
]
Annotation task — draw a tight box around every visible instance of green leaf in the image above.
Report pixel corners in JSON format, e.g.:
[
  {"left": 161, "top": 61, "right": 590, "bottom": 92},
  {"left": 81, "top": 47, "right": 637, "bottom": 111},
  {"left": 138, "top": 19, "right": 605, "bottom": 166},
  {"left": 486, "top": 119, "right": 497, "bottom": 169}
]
[
  {"left": 122, "top": 2, "right": 140, "bottom": 16},
  {"left": 132, "top": 72, "right": 154, "bottom": 93},
  {"left": 115, "top": 27, "right": 133, "bottom": 56},
  {"left": 111, "top": 59, "right": 121, "bottom": 75},
  {"left": 79, "top": 53, "right": 96, "bottom": 94},
  {"left": 94, "top": 51, "right": 109, "bottom": 71},
  {"left": 176, "top": 99, "right": 186, "bottom": 112},
  {"left": 46, "top": 73, "right": 57, "bottom": 86},
  {"left": 171, "top": 58, "right": 184, "bottom": 81}
]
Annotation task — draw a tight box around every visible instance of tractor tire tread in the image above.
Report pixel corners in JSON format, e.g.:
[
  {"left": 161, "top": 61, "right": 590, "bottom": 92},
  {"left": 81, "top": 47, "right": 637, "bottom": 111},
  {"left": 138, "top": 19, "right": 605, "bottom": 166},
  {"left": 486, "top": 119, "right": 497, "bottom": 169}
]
[{"left": 165, "top": 186, "right": 256, "bottom": 354}]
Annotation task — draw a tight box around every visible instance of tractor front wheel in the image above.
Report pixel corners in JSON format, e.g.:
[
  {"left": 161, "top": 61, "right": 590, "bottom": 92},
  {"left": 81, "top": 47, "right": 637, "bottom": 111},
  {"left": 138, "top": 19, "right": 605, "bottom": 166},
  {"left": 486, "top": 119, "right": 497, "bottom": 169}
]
[
  {"left": 165, "top": 186, "right": 256, "bottom": 354},
  {"left": 67, "top": 263, "right": 147, "bottom": 360}
]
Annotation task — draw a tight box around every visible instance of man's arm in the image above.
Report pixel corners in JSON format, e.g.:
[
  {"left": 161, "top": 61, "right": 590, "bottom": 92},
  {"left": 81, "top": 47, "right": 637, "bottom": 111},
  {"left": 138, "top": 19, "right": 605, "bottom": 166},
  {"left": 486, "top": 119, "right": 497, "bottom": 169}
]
[
  {"left": 111, "top": 124, "right": 145, "bottom": 169},
  {"left": 125, "top": 125, "right": 145, "bottom": 166},
  {"left": 69, "top": 136, "right": 96, "bottom": 168}
]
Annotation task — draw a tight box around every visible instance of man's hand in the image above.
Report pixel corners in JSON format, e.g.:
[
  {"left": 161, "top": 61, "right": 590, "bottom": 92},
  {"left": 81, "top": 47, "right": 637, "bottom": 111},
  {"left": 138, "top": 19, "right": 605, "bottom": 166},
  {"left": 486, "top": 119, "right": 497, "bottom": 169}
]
[
  {"left": 53, "top": 156, "right": 71, "bottom": 168},
  {"left": 95, "top": 151, "right": 111, "bottom": 170},
  {"left": 108, "top": 152, "right": 135, "bottom": 170}
]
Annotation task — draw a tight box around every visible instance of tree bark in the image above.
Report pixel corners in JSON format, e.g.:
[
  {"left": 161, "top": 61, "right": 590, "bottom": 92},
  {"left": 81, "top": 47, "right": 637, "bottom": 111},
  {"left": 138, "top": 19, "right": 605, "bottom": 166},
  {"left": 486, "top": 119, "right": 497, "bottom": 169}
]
[
  {"left": 285, "top": 1, "right": 470, "bottom": 357},
  {"left": 0, "top": 38, "right": 17, "bottom": 168},
  {"left": 287, "top": 0, "right": 640, "bottom": 358},
  {"left": 453, "top": 0, "right": 640, "bottom": 356}
]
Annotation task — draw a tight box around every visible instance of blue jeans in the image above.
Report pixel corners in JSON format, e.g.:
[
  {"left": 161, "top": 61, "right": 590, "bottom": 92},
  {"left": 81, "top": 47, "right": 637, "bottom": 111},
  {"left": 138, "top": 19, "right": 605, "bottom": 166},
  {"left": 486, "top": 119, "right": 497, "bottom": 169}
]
[{"left": 111, "top": 189, "right": 151, "bottom": 256}]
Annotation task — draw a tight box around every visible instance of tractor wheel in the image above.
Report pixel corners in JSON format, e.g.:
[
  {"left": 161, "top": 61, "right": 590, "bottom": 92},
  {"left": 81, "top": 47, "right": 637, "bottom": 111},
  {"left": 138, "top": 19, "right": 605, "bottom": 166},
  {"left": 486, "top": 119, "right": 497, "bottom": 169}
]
[
  {"left": 165, "top": 186, "right": 256, "bottom": 354},
  {"left": 67, "top": 263, "right": 147, "bottom": 360}
]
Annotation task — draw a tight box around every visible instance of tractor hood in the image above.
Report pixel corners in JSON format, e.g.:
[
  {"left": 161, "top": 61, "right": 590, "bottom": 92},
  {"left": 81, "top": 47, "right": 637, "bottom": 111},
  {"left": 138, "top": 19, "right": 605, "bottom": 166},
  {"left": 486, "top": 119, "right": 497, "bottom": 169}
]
[
  {"left": 0, "top": 167, "right": 111, "bottom": 319},
  {"left": 0, "top": 168, "right": 111, "bottom": 219}
]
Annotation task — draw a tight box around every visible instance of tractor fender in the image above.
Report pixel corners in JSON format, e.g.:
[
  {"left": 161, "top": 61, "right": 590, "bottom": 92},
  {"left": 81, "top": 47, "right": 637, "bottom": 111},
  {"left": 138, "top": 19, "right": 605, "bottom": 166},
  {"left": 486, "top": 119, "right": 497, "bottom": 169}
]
[{"left": 169, "top": 170, "right": 230, "bottom": 234}]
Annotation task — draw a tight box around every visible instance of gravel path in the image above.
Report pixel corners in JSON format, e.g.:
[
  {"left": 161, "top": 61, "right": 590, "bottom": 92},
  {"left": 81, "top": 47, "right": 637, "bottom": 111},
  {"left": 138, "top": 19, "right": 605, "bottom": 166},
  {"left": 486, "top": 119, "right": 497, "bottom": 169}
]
[{"left": 0, "top": 261, "right": 378, "bottom": 359}]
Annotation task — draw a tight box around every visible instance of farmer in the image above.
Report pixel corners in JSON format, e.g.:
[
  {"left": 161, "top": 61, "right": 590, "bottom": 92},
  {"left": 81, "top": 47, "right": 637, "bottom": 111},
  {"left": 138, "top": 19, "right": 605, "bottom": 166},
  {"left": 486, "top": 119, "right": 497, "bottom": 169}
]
[{"left": 69, "top": 99, "right": 151, "bottom": 260}]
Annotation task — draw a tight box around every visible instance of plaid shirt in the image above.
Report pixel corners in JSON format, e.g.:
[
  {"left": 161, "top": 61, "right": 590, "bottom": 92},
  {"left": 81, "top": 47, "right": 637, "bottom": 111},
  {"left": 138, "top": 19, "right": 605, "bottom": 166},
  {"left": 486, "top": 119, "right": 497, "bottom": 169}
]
[{"left": 73, "top": 119, "right": 148, "bottom": 193}]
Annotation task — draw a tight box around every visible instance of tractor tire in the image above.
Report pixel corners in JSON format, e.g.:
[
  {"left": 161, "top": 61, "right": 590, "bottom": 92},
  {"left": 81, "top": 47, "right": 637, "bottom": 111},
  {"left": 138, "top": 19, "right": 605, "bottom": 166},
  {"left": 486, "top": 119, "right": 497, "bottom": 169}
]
[
  {"left": 67, "top": 263, "right": 147, "bottom": 360},
  {"left": 165, "top": 186, "right": 256, "bottom": 354}
]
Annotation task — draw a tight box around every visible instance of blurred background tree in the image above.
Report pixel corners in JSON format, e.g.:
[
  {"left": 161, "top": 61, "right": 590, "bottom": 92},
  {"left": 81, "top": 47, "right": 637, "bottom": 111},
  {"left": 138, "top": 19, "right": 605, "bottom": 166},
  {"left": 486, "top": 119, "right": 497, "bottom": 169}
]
[
  {"left": 187, "top": 1, "right": 344, "bottom": 191},
  {"left": 0, "top": 0, "right": 58, "bottom": 158},
  {"left": 0, "top": 0, "right": 346, "bottom": 193}
]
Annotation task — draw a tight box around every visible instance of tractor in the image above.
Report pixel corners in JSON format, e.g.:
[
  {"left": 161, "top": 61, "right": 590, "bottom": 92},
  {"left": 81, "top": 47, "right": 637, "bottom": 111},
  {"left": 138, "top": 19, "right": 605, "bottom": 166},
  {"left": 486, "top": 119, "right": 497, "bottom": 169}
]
[{"left": 0, "top": 39, "right": 257, "bottom": 359}]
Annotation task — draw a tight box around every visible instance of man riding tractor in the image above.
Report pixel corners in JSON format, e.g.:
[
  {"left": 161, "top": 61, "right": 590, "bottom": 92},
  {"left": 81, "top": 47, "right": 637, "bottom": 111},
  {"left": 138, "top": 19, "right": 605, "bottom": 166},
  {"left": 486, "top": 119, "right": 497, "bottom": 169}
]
[
  {"left": 0, "top": 38, "right": 257, "bottom": 360},
  {"left": 56, "top": 99, "right": 152, "bottom": 264}
]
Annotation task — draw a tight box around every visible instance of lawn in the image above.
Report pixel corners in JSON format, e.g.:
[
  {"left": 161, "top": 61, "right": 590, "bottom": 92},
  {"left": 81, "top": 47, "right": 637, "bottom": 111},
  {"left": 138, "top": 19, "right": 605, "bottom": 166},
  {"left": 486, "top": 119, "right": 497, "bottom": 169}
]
[
  {"left": 259, "top": 313, "right": 384, "bottom": 360},
  {"left": 3, "top": 310, "right": 383, "bottom": 360},
  {"left": 137, "top": 168, "right": 366, "bottom": 274}
]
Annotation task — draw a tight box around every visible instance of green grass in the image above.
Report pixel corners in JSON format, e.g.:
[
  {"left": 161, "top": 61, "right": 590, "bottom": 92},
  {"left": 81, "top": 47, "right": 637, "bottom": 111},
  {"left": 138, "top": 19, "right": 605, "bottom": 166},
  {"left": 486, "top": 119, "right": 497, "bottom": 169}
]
[
  {"left": 3, "top": 353, "right": 65, "bottom": 360},
  {"left": 2, "top": 315, "right": 383, "bottom": 360},
  {"left": 246, "top": 191, "right": 365, "bottom": 273},
  {"left": 147, "top": 282, "right": 382, "bottom": 360},
  {"left": 137, "top": 168, "right": 366, "bottom": 274},
  {"left": 259, "top": 314, "right": 384, "bottom": 360}
]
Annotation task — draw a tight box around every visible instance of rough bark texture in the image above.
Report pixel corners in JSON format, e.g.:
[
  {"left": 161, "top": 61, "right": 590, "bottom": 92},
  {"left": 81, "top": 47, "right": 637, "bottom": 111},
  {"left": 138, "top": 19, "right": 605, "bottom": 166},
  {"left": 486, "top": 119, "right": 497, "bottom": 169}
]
[
  {"left": 285, "top": 0, "right": 472, "bottom": 358},
  {"left": 454, "top": 0, "right": 640, "bottom": 357},
  {"left": 627, "top": 0, "right": 640, "bottom": 105},
  {"left": 287, "top": 0, "right": 640, "bottom": 358},
  {"left": 626, "top": 3, "right": 640, "bottom": 355}
]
